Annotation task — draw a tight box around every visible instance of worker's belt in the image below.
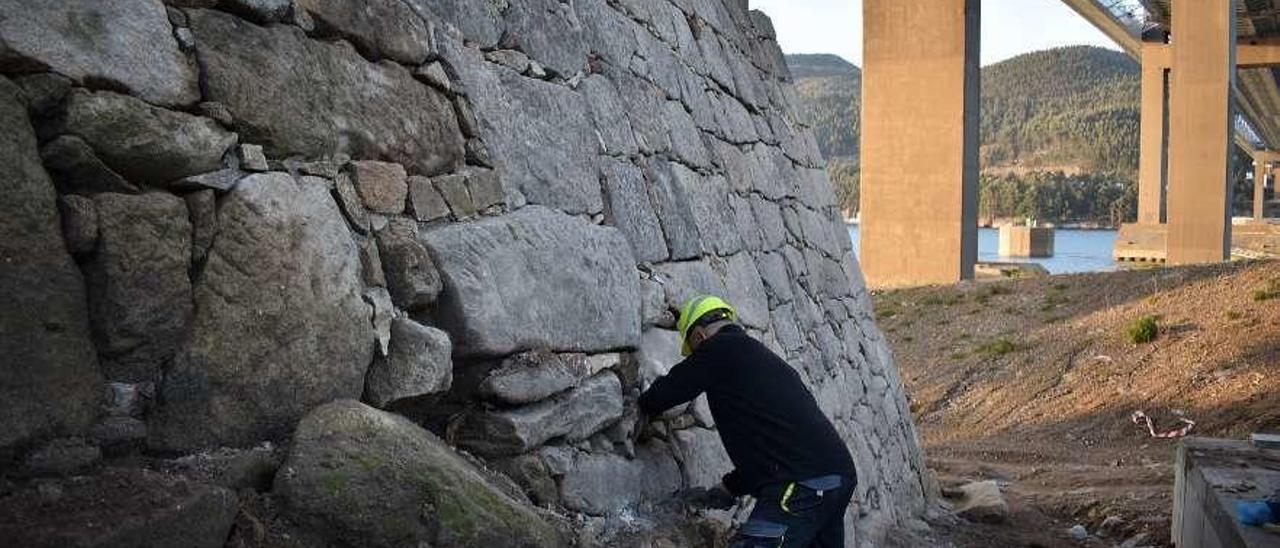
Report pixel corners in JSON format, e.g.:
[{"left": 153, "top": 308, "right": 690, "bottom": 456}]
[{"left": 779, "top": 474, "right": 842, "bottom": 513}]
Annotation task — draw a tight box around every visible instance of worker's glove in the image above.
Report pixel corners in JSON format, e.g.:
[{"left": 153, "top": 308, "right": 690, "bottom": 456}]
[{"left": 678, "top": 484, "right": 737, "bottom": 510}]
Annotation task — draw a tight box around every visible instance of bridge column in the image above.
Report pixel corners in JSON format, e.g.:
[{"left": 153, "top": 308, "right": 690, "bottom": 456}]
[
  {"left": 860, "top": 0, "right": 979, "bottom": 286},
  {"left": 1137, "top": 43, "right": 1170, "bottom": 225},
  {"left": 1166, "top": 0, "right": 1237, "bottom": 264},
  {"left": 1254, "top": 158, "right": 1266, "bottom": 221}
]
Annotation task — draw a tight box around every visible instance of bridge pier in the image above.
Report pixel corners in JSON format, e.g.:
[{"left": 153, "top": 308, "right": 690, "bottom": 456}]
[
  {"left": 1137, "top": 43, "right": 1170, "bottom": 226},
  {"left": 1165, "top": 0, "right": 1236, "bottom": 264},
  {"left": 1253, "top": 155, "right": 1274, "bottom": 221},
  {"left": 860, "top": 0, "right": 979, "bottom": 287}
]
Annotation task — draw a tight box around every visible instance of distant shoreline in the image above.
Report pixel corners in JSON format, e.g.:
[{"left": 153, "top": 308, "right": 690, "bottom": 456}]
[{"left": 843, "top": 220, "right": 1120, "bottom": 231}]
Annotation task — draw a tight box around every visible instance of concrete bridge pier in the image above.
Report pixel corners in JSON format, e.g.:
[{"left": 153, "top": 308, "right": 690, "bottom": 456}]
[
  {"left": 860, "top": 0, "right": 979, "bottom": 287},
  {"left": 1165, "top": 0, "right": 1236, "bottom": 264},
  {"left": 1137, "top": 42, "right": 1170, "bottom": 227},
  {"left": 1252, "top": 155, "right": 1275, "bottom": 222}
]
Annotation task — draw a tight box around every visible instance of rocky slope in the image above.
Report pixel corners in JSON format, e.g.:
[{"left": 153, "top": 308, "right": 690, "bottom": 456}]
[
  {"left": 0, "top": 1, "right": 929, "bottom": 546},
  {"left": 878, "top": 260, "right": 1280, "bottom": 547}
]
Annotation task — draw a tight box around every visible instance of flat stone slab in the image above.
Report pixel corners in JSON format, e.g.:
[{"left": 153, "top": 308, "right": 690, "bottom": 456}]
[
  {"left": 453, "top": 372, "right": 624, "bottom": 456},
  {"left": 422, "top": 205, "right": 640, "bottom": 357},
  {"left": 0, "top": 0, "right": 199, "bottom": 106},
  {"left": 1174, "top": 437, "right": 1280, "bottom": 548}
]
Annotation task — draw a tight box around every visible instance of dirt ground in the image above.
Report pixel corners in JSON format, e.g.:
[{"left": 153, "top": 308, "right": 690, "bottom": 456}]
[{"left": 875, "top": 260, "right": 1280, "bottom": 547}]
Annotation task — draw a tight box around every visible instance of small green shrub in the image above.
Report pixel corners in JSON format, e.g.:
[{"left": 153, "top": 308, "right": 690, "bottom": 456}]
[
  {"left": 875, "top": 305, "right": 899, "bottom": 319},
  {"left": 1252, "top": 279, "right": 1280, "bottom": 302},
  {"left": 976, "top": 338, "right": 1020, "bottom": 357},
  {"left": 949, "top": 351, "right": 968, "bottom": 360},
  {"left": 987, "top": 285, "right": 1013, "bottom": 296},
  {"left": 1225, "top": 310, "right": 1243, "bottom": 321},
  {"left": 1051, "top": 282, "right": 1069, "bottom": 291},
  {"left": 1127, "top": 315, "right": 1159, "bottom": 344}
]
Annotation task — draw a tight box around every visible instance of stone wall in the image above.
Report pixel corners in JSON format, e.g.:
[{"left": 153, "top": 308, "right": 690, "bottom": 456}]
[{"left": 0, "top": 0, "right": 930, "bottom": 546}]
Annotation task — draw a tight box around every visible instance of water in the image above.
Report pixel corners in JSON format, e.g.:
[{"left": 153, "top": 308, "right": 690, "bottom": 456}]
[{"left": 846, "top": 225, "right": 1118, "bottom": 274}]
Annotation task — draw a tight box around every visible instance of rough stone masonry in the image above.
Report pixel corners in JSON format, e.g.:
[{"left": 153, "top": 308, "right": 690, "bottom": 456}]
[{"left": 0, "top": 0, "right": 931, "bottom": 546}]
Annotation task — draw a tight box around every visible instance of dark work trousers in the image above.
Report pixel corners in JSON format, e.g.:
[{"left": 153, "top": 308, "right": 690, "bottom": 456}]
[{"left": 729, "top": 475, "right": 855, "bottom": 548}]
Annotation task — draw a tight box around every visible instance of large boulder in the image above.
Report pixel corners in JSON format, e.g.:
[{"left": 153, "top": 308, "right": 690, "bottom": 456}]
[
  {"left": 0, "top": 76, "right": 103, "bottom": 452},
  {"left": 422, "top": 205, "right": 641, "bottom": 357},
  {"left": 56, "top": 90, "right": 236, "bottom": 187},
  {"left": 150, "top": 173, "right": 373, "bottom": 451},
  {"left": 86, "top": 192, "right": 192, "bottom": 382},
  {"left": 275, "top": 400, "right": 565, "bottom": 548},
  {"left": 0, "top": 468, "right": 237, "bottom": 548},
  {"left": 294, "top": 0, "right": 435, "bottom": 64},
  {"left": 189, "top": 9, "right": 463, "bottom": 176},
  {"left": 0, "top": 0, "right": 199, "bottom": 106},
  {"left": 440, "top": 40, "right": 602, "bottom": 214},
  {"left": 453, "top": 371, "right": 625, "bottom": 456}
]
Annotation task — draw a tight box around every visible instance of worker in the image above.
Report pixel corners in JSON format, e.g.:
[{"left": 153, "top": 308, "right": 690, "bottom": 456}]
[{"left": 637, "top": 295, "right": 857, "bottom": 547}]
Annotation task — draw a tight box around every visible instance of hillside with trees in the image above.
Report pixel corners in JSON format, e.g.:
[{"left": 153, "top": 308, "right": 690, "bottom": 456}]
[{"left": 789, "top": 46, "right": 1141, "bottom": 226}]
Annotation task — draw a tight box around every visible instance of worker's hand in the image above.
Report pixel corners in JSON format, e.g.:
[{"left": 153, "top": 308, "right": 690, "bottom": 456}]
[{"left": 679, "top": 483, "right": 737, "bottom": 510}]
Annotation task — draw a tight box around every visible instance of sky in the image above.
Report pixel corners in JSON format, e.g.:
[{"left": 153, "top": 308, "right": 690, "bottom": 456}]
[{"left": 750, "top": 0, "right": 1121, "bottom": 67}]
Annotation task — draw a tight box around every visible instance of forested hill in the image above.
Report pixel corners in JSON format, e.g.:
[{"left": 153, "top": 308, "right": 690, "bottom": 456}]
[
  {"left": 980, "top": 46, "right": 1139, "bottom": 175},
  {"left": 788, "top": 46, "right": 1141, "bottom": 225},
  {"left": 786, "top": 54, "right": 861, "bottom": 211}
]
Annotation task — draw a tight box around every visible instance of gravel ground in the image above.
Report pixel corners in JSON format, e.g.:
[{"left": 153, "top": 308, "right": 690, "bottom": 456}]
[{"left": 876, "top": 260, "right": 1280, "bottom": 547}]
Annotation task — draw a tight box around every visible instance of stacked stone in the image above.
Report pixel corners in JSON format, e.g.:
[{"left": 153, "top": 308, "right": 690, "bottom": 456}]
[{"left": 0, "top": 0, "right": 929, "bottom": 546}]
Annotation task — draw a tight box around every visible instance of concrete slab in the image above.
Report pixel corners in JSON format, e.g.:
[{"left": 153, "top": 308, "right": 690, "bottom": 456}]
[{"left": 1173, "top": 437, "right": 1280, "bottom": 548}]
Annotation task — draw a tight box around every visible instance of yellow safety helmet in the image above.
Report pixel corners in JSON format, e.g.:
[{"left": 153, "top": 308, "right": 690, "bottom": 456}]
[{"left": 676, "top": 295, "right": 737, "bottom": 356}]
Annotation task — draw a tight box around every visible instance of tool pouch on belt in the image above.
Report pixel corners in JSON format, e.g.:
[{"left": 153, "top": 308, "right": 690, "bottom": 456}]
[{"left": 780, "top": 475, "right": 842, "bottom": 514}]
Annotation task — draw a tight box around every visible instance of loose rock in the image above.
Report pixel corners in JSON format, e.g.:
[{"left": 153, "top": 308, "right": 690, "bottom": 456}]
[
  {"left": 407, "top": 175, "right": 451, "bottom": 222},
  {"left": 375, "top": 218, "right": 442, "bottom": 310},
  {"left": 171, "top": 168, "right": 246, "bottom": 192},
  {"left": 347, "top": 160, "right": 408, "bottom": 215},
  {"left": 951, "top": 480, "right": 1009, "bottom": 524},
  {"left": 478, "top": 351, "right": 616, "bottom": 405},
  {"left": 238, "top": 144, "right": 270, "bottom": 171},
  {"left": 454, "top": 372, "right": 625, "bottom": 456},
  {"left": 363, "top": 318, "right": 453, "bottom": 407}
]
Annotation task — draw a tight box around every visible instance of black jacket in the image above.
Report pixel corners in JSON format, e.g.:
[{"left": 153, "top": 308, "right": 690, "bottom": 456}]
[{"left": 638, "top": 324, "right": 857, "bottom": 496}]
